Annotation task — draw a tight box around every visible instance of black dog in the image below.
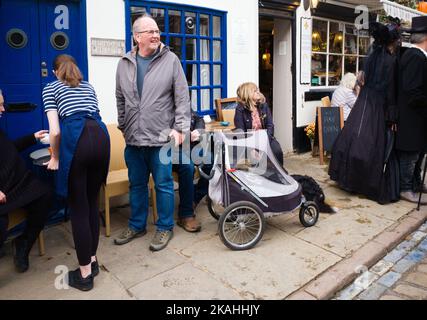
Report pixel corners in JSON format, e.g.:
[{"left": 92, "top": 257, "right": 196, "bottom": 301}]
[{"left": 291, "top": 174, "right": 336, "bottom": 213}]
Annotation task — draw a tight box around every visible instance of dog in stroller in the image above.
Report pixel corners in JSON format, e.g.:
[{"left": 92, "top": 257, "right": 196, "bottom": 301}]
[{"left": 200, "top": 130, "right": 322, "bottom": 250}]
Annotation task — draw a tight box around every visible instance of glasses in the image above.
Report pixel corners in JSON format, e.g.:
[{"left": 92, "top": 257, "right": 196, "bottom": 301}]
[{"left": 136, "top": 29, "right": 160, "bottom": 36}]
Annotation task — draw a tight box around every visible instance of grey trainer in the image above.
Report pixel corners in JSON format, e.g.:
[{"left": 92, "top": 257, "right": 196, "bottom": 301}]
[
  {"left": 149, "top": 230, "right": 173, "bottom": 251},
  {"left": 114, "top": 227, "right": 147, "bottom": 245}
]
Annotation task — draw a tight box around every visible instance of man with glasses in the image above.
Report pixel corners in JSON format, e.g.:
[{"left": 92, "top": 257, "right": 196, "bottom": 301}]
[{"left": 114, "top": 14, "right": 190, "bottom": 251}]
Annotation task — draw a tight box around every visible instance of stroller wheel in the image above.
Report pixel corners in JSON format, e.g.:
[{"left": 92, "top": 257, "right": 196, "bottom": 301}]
[
  {"left": 207, "top": 196, "right": 224, "bottom": 220},
  {"left": 218, "top": 201, "right": 265, "bottom": 250},
  {"left": 299, "top": 201, "right": 319, "bottom": 227}
]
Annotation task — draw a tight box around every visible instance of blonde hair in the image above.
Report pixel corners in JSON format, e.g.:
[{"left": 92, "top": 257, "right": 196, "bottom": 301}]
[
  {"left": 236, "top": 82, "right": 265, "bottom": 111},
  {"left": 53, "top": 54, "right": 83, "bottom": 88},
  {"left": 340, "top": 73, "right": 357, "bottom": 90}
]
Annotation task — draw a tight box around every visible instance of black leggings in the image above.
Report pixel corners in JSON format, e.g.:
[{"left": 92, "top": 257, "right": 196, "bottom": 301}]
[
  {"left": 68, "top": 120, "right": 109, "bottom": 266},
  {"left": 0, "top": 190, "right": 52, "bottom": 250}
]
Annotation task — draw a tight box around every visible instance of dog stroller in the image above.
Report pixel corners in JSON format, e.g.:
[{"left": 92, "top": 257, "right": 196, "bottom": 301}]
[{"left": 199, "top": 130, "right": 319, "bottom": 250}]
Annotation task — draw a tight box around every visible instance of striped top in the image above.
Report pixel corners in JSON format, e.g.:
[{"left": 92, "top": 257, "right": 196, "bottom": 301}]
[
  {"left": 331, "top": 86, "right": 357, "bottom": 121},
  {"left": 42, "top": 80, "right": 99, "bottom": 118}
]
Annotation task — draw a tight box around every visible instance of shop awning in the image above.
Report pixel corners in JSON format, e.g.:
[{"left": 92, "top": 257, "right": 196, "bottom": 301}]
[{"left": 333, "top": 0, "right": 426, "bottom": 23}]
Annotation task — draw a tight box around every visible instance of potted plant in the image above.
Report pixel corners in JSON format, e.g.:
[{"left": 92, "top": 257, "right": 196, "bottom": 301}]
[{"left": 304, "top": 122, "right": 316, "bottom": 155}]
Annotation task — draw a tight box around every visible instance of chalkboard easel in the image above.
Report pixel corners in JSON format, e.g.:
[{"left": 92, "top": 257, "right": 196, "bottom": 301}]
[{"left": 316, "top": 106, "right": 344, "bottom": 165}]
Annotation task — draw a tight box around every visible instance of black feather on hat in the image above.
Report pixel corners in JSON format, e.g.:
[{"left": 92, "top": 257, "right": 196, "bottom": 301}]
[{"left": 369, "top": 21, "right": 401, "bottom": 46}]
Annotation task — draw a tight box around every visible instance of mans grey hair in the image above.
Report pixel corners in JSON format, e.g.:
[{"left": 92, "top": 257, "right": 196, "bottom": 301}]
[
  {"left": 411, "top": 33, "right": 427, "bottom": 44},
  {"left": 132, "top": 14, "right": 157, "bottom": 33},
  {"left": 0, "top": 89, "right": 2, "bottom": 97}
]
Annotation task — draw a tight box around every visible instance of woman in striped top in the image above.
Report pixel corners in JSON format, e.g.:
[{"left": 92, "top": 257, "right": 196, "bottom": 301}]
[{"left": 43, "top": 54, "right": 110, "bottom": 291}]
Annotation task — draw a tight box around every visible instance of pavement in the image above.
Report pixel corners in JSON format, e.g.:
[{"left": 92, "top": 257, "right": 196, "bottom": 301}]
[{"left": 0, "top": 152, "right": 426, "bottom": 300}]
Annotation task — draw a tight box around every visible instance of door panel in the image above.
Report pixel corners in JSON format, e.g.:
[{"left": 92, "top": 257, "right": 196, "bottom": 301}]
[
  {"left": 0, "top": 0, "right": 42, "bottom": 139},
  {"left": 0, "top": 0, "right": 86, "bottom": 138}
]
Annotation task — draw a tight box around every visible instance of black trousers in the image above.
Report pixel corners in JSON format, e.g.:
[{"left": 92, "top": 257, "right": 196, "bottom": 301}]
[
  {"left": 68, "top": 119, "right": 109, "bottom": 266},
  {"left": 0, "top": 190, "right": 52, "bottom": 251}
]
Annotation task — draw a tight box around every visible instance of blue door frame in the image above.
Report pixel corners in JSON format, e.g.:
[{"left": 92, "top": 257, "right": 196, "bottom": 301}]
[{"left": 0, "top": 0, "right": 88, "bottom": 140}]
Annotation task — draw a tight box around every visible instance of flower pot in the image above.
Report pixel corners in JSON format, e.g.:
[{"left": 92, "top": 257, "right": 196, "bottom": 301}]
[{"left": 418, "top": 1, "right": 427, "bottom": 13}]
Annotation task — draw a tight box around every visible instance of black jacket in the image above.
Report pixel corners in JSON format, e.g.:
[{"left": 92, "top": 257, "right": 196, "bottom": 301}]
[
  {"left": 396, "top": 48, "right": 427, "bottom": 152},
  {"left": 233, "top": 102, "right": 275, "bottom": 138},
  {"left": 0, "top": 130, "right": 50, "bottom": 216}
]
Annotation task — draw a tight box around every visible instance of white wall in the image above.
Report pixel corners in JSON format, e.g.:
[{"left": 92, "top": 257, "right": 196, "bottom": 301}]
[
  {"left": 86, "top": 0, "right": 125, "bottom": 124},
  {"left": 85, "top": 0, "right": 259, "bottom": 124},
  {"left": 273, "top": 19, "right": 293, "bottom": 153}
]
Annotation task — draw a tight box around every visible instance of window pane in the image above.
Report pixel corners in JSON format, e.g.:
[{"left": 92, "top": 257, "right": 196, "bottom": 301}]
[
  {"left": 200, "top": 39, "right": 210, "bottom": 61},
  {"left": 359, "top": 57, "right": 366, "bottom": 71},
  {"left": 131, "top": 6, "right": 147, "bottom": 18},
  {"left": 359, "top": 37, "right": 370, "bottom": 55},
  {"left": 213, "top": 65, "right": 221, "bottom": 85},
  {"left": 312, "top": 19, "right": 327, "bottom": 53},
  {"left": 169, "top": 10, "right": 181, "bottom": 33},
  {"left": 328, "top": 55, "right": 342, "bottom": 86},
  {"left": 186, "top": 38, "right": 197, "bottom": 61},
  {"left": 213, "top": 16, "right": 221, "bottom": 37},
  {"left": 186, "top": 64, "right": 198, "bottom": 87},
  {"left": 200, "top": 64, "right": 210, "bottom": 86},
  {"left": 344, "top": 56, "right": 357, "bottom": 75},
  {"left": 213, "top": 41, "right": 221, "bottom": 61},
  {"left": 185, "top": 12, "right": 196, "bottom": 35},
  {"left": 169, "top": 37, "right": 182, "bottom": 59},
  {"left": 344, "top": 25, "right": 357, "bottom": 54},
  {"left": 329, "top": 22, "right": 343, "bottom": 54},
  {"left": 161, "top": 35, "right": 166, "bottom": 44},
  {"left": 201, "top": 89, "right": 210, "bottom": 111},
  {"left": 151, "top": 8, "right": 165, "bottom": 32},
  {"left": 311, "top": 53, "right": 326, "bottom": 86},
  {"left": 213, "top": 88, "right": 221, "bottom": 106},
  {"left": 200, "top": 14, "right": 209, "bottom": 36},
  {"left": 190, "top": 90, "right": 198, "bottom": 111}
]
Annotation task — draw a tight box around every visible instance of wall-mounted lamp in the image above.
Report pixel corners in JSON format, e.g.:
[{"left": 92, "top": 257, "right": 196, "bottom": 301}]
[{"left": 311, "top": 0, "right": 320, "bottom": 9}]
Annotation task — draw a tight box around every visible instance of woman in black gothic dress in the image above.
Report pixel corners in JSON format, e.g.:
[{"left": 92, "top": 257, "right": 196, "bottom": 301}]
[{"left": 328, "top": 22, "right": 401, "bottom": 204}]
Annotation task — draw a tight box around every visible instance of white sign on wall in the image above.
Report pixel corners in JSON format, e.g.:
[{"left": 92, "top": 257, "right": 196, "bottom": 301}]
[
  {"left": 232, "top": 18, "right": 249, "bottom": 54},
  {"left": 91, "top": 38, "right": 125, "bottom": 57},
  {"left": 300, "top": 17, "right": 312, "bottom": 85}
]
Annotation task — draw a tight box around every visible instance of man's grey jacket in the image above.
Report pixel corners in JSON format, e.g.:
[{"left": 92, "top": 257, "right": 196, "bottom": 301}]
[{"left": 116, "top": 43, "right": 191, "bottom": 146}]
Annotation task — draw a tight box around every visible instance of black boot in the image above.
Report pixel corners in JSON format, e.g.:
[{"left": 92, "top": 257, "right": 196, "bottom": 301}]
[
  {"left": 68, "top": 268, "right": 94, "bottom": 291},
  {"left": 13, "top": 236, "right": 30, "bottom": 273}
]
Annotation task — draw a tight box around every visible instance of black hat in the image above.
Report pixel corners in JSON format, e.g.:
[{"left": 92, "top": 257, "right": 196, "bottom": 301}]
[{"left": 406, "top": 16, "right": 427, "bottom": 33}]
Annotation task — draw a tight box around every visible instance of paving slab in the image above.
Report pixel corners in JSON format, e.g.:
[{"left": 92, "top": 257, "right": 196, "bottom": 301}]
[
  {"left": 129, "top": 263, "right": 241, "bottom": 300},
  {"left": 295, "top": 208, "right": 394, "bottom": 257},
  {"left": 181, "top": 225, "right": 340, "bottom": 299},
  {"left": 0, "top": 252, "right": 132, "bottom": 299}
]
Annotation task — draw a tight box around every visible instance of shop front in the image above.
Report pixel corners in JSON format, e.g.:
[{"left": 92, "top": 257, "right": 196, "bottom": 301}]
[{"left": 291, "top": 0, "right": 427, "bottom": 152}]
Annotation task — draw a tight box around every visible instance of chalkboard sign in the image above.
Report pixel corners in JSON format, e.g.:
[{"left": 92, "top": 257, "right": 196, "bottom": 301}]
[{"left": 317, "top": 106, "right": 344, "bottom": 164}]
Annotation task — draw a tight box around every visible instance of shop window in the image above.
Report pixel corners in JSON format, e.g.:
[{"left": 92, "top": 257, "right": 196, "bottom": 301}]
[
  {"left": 128, "top": 1, "right": 227, "bottom": 115},
  {"left": 311, "top": 18, "right": 369, "bottom": 87}
]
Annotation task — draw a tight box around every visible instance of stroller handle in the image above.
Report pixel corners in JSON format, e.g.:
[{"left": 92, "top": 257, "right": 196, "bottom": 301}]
[{"left": 197, "top": 164, "right": 216, "bottom": 180}]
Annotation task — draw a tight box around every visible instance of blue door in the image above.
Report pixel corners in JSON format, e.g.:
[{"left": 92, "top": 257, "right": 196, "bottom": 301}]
[{"left": 0, "top": 0, "right": 87, "bottom": 139}]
